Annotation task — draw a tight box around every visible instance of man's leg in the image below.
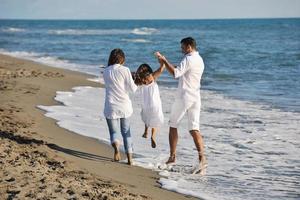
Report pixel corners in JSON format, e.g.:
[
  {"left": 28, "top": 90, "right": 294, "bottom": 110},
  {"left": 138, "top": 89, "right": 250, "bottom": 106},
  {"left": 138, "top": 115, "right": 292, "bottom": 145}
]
[
  {"left": 188, "top": 100, "right": 207, "bottom": 174},
  {"left": 166, "top": 127, "right": 178, "bottom": 164},
  {"left": 190, "top": 130, "right": 206, "bottom": 160},
  {"left": 167, "top": 99, "right": 186, "bottom": 164},
  {"left": 190, "top": 130, "right": 207, "bottom": 174}
]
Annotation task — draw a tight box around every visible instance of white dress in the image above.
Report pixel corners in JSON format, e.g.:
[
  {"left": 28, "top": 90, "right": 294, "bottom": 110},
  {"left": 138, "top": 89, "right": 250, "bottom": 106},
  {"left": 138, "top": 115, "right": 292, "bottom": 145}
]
[{"left": 140, "top": 81, "right": 164, "bottom": 127}]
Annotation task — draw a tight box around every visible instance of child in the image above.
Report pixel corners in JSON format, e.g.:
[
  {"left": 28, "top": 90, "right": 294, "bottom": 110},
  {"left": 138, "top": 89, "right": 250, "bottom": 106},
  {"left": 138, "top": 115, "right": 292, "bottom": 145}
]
[{"left": 135, "top": 59, "right": 165, "bottom": 148}]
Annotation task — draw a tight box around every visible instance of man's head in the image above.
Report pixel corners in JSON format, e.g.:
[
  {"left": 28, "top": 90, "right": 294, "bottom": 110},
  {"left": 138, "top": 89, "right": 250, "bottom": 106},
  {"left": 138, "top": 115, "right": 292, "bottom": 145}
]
[{"left": 181, "top": 37, "right": 197, "bottom": 54}]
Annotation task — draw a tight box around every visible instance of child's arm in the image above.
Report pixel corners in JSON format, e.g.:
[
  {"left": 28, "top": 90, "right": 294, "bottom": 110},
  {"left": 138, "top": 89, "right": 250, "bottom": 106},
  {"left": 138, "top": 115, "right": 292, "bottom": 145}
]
[
  {"left": 155, "top": 51, "right": 176, "bottom": 77},
  {"left": 152, "top": 61, "right": 165, "bottom": 80}
]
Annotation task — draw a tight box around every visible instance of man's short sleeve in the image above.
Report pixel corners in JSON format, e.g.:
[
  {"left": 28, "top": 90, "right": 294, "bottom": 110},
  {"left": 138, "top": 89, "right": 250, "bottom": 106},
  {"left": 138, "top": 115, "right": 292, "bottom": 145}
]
[{"left": 174, "top": 56, "right": 189, "bottom": 78}]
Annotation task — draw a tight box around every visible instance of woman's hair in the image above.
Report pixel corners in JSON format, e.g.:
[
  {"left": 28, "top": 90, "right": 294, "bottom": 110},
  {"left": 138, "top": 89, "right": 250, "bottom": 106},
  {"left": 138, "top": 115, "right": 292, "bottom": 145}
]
[
  {"left": 107, "top": 48, "right": 125, "bottom": 66},
  {"left": 134, "top": 63, "right": 153, "bottom": 85}
]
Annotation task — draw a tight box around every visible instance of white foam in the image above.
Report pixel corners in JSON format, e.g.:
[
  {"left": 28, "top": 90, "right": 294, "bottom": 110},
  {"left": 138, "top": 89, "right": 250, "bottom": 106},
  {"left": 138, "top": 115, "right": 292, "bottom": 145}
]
[
  {"left": 1, "top": 27, "right": 26, "bottom": 33},
  {"left": 121, "top": 38, "right": 151, "bottom": 43},
  {"left": 0, "top": 49, "right": 100, "bottom": 76},
  {"left": 0, "top": 49, "right": 40, "bottom": 58},
  {"left": 48, "top": 27, "right": 158, "bottom": 36},
  {"left": 87, "top": 77, "right": 105, "bottom": 84},
  {"left": 48, "top": 29, "right": 129, "bottom": 35},
  {"left": 131, "top": 27, "right": 158, "bottom": 35},
  {"left": 37, "top": 85, "right": 300, "bottom": 200}
]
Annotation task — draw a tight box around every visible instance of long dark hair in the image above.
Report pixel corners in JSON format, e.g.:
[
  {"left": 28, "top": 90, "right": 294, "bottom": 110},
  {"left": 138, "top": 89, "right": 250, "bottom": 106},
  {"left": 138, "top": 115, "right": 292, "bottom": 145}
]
[{"left": 107, "top": 48, "right": 125, "bottom": 66}]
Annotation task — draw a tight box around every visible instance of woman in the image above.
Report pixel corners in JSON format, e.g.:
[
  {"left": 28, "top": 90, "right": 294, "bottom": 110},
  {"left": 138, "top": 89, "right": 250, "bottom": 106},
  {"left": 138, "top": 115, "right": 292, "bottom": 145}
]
[{"left": 103, "top": 48, "right": 137, "bottom": 165}]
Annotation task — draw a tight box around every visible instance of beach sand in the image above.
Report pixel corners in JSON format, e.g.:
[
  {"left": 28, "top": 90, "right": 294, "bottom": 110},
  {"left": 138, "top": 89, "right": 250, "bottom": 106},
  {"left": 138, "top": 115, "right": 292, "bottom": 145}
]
[{"left": 0, "top": 54, "right": 197, "bottom": 200}]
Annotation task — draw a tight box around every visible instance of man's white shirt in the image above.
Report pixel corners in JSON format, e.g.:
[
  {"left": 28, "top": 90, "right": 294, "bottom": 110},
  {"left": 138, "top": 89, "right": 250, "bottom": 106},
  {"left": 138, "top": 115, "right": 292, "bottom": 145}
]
[{"left": 174, "top": 51, "right": 204, "bottom": 105}]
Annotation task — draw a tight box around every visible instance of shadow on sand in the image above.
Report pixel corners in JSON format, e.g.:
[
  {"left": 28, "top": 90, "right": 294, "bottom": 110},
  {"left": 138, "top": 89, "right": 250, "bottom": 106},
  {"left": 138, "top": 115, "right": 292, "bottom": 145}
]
[{"left": 0, "top": 131, "right": 112, "bottom": 162}]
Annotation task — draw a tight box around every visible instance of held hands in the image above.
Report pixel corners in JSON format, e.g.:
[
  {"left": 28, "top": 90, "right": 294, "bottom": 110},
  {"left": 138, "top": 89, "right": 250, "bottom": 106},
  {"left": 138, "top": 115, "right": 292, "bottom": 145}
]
[
  {"left": 154, "top": 51, "right": 166, "bottom": 66},
  {"left": 154, "top": 51, "right": 165, "bottom": 60}
]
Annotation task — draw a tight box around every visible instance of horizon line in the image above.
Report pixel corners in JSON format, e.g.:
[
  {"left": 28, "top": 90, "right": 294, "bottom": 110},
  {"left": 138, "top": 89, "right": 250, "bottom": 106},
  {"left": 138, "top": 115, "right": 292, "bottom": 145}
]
[{"left": 0, "top": 17, "right": 299, "bottom": 21}]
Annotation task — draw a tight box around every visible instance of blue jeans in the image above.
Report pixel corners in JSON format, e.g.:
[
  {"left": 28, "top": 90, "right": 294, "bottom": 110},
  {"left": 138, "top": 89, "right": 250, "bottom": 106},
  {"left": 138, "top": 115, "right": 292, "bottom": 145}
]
[{"left": 105, "top": 118, "right": 133, "bottom": 154}]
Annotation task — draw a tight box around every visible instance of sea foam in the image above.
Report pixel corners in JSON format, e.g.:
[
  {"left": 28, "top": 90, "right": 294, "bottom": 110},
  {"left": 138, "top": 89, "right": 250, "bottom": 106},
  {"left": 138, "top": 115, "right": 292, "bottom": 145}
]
[
  {"left": 48, "top": 27, "right": 158, "bottom": 36},
  {"left": 1, "top": 27, "right": 26, "bottom": 33},
  {"left": 0, "top": 49, "right": 101, "bottom": 75}
]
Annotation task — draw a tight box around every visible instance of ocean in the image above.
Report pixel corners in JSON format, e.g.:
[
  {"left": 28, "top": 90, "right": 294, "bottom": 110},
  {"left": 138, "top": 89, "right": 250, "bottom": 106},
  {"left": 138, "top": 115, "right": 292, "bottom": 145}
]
[{"left": 1, "top": 19, "right": 299, "bottom": 199}]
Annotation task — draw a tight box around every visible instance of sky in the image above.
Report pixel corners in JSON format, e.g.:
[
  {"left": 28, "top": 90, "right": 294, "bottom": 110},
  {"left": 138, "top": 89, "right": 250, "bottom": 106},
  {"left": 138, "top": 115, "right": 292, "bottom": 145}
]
[{"left": 0, "top": 0, "right": 299, "bottom": 20}]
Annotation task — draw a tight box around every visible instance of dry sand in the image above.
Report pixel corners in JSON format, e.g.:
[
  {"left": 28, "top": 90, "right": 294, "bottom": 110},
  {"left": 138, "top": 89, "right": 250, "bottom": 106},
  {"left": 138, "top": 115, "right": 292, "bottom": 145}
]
[{"left": 0, "top": 54, "right": 197, "bottom": 200}]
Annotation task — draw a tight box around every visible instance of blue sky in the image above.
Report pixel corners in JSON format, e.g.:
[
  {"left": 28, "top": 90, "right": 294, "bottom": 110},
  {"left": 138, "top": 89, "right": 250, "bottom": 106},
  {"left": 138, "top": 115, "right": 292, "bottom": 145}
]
[{"left": 0, "top": 0, "right": 299, "bottom": 19}]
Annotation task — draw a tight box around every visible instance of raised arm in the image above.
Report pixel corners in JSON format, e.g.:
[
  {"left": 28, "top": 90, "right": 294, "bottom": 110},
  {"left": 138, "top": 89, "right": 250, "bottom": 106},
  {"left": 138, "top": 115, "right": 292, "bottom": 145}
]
[
  {"left": 152, "top": 60, "right": 165, "bottom": 80},
  {"left": 155, "top": 52, "right": 176, "bottom": 77}
]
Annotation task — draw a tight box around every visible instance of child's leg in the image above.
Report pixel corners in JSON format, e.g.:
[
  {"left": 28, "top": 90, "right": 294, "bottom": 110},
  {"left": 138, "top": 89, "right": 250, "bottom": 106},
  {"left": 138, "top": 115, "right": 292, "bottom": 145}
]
[
  {"left": 151, "top": 127, "right": 157, "bottom": 148},
  {"left": 142, "top": 124, "right": 148, "bottom": 138}
]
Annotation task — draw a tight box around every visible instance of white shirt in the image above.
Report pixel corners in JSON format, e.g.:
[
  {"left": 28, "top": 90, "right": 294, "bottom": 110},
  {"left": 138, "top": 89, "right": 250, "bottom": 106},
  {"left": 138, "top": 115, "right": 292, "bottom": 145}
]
[
  {"left": 174, "top": 51, "right": 204, "bottom": 104},
  {"left": 103, "top": 64, "right": 137, "bottom": 119},
  {"left": 140, "top": 81, "right": 162, "bottom": 110}
]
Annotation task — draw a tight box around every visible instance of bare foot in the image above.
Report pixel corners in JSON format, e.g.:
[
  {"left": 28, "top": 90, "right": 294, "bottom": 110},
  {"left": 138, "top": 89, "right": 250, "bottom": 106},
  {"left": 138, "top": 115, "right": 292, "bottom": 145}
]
[
  {"left": 114, "top": 152, "right": 121, "bottom": 162},
  {"left": 193, "top": 154, "right": 207, "bottom": 175},
  {"left": 142, "top": 132, "right": 148, "bottom": 138},
  {"left": 112, "top": 142, "right": 121, "bottom": 162},
  {"left": 166, "top": 155, "right": 176, "bottom": 165},
  {"left": 151, "top": 137, "right": 156, "bottom": 148},
  {"left": 127, "top": 153, "right": 133, "bottom": 165}
]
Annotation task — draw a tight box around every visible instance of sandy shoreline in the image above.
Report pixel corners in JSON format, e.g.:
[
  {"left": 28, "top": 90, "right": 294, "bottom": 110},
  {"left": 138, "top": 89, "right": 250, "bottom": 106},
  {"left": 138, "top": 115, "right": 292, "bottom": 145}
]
[{"left": 0, "top": 54, "right": 197, "bottom": 200}]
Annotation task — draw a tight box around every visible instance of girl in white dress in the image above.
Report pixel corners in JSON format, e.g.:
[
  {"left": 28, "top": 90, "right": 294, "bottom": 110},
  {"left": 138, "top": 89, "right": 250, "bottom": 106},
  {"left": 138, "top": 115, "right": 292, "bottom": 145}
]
[{"left": 135, "top": 61, "right": 165, "bottom": 148}]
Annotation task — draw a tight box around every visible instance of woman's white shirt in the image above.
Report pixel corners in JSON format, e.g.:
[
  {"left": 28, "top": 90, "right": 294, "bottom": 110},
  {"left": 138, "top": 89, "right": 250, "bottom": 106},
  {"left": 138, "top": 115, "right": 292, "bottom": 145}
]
[{"left": 103, "top": 64, "right": 137, "bottom": 119}]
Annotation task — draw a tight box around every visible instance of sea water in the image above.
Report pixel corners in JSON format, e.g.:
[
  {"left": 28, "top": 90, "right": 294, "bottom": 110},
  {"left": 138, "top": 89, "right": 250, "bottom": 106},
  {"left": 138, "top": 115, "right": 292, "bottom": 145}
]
[{"left": 0, "top": 19, "right": 299, "bottom": 199}]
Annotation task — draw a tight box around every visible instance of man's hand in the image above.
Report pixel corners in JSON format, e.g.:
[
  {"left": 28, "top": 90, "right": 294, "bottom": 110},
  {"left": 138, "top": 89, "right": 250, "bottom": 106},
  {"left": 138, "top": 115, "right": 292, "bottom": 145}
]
[
  {"left": 154, "top": 51, "right": 166, "bottom": 60},
  {"left": 154, "top": 51, "right": 175, "bottom": 77}
]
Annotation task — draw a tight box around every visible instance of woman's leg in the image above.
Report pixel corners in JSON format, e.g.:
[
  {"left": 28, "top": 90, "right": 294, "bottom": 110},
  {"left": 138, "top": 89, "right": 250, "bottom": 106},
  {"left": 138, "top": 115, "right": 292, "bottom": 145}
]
[
  {"left": 142, "top": 124, "right": 148, "bottom": 138},
  {"left": 151, "top": 127, "right": 157, "bottom": 148},
  {"left": 106, "top": 118, "right": 121, "bottom": 161},
  {"left": 120, "top": 118, "right": 133, "bottom": 165}
]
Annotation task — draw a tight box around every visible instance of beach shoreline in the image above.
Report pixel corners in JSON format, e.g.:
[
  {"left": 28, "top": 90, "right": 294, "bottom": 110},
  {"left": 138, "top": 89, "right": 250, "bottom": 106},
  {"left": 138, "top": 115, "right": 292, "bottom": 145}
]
[{"left": 0, "top": 54, "right": 197, "bottom": 200}]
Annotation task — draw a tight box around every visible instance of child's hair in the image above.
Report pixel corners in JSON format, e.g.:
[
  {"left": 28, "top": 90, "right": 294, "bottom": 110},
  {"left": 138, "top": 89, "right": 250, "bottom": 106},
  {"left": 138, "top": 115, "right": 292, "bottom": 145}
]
[
  {"left": 107, "top": 48, "right": 125, "bottom": 66},
  {"left": 135, "top": 63, "right": 153, "bottom": 85}
]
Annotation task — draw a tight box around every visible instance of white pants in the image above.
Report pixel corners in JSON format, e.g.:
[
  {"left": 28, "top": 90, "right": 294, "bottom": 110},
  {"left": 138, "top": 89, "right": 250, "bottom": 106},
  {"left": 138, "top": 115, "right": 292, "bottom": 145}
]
[{"left": 169, "top": 99, "right": 201, "bottom": 131}]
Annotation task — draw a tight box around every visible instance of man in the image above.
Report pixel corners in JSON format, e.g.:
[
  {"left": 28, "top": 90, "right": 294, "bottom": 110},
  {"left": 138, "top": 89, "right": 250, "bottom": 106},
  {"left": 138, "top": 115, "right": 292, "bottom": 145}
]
[{"left": 156, "top": 37, "right": 207, "bottom": 174}]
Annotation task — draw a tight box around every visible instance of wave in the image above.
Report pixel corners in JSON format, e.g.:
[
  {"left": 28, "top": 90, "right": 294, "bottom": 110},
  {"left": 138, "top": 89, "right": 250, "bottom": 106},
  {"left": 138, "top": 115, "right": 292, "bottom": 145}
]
[
  {"left": 1, "top": 27, "right": 26, "bottom": 33},
  {"left": 131, "top": 27, "right": 158, "bottom": 35},
  {"left": 48, "top": 27, "right": 158, "bottom": 36},
  {"left": 121, "top": 38, "right": 151, "bottom": 43},
  {"left": 0, "top": 49, "right": 40, "bottom": 58},
  {"left": 0, "top": 49, "right": 100, "bottom": 75},
  {"left": 48, "top": 29, "right": 128, "bottom": 35}
]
